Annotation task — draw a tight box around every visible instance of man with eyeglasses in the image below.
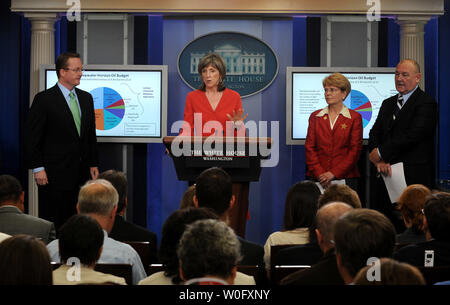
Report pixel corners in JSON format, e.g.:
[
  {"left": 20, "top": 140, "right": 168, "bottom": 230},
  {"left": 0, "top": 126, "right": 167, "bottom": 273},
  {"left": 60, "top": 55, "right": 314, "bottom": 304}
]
[{"left": 24, "top": 52, "right": 99, "bottom": 230}]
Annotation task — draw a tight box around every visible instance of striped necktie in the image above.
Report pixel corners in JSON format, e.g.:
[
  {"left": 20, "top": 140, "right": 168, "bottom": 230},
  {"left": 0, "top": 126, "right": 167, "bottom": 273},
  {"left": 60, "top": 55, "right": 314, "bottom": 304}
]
[
  {"left": 393, "top": 94, "right": 403, "bottom": 120},
  {"left": 69, "top": 91, "right": 81, "bottom": 135}
]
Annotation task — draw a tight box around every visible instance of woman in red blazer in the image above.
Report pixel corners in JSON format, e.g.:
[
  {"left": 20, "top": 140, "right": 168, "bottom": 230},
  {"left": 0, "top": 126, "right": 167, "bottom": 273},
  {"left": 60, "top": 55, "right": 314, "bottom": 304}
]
[
  {"left": 181, "top": 53, "right": 247, "bottom": 137},
  {"left": 305, "top": 73, "right": 363, "bottom": 189}
]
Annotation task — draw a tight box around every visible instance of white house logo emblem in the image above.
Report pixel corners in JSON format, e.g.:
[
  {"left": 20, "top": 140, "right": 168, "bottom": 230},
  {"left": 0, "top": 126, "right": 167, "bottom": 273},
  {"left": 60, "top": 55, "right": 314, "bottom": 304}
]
[{"left": 178, "top": 32, "right": 278, "bottom": 98}]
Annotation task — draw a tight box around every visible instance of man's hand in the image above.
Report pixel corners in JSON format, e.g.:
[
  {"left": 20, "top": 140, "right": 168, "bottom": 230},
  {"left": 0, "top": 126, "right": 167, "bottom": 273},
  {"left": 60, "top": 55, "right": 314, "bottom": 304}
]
[
  {"left": 318, "top": 171, "right": 335, "bottom": 188},
  {"left": 376, "top": 161, "right": 392, "bottom": 177},
  {"left": 90, "top": 167, "right": 99, "bottom": 180},
  {"left": 369, "top": 148, "right": 381, "bottom": 164},
  {"left": 34, "top": 170, "right": 48, "bottom": 186}
]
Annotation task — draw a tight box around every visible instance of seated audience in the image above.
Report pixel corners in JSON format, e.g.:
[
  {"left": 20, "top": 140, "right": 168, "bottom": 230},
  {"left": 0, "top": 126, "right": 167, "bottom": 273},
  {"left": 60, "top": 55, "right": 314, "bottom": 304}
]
[
  {"left": 281, "top": 202, "right": 353, "bottom": 285},
  {"left": 99, "top": 170, "right": 158, "bottom": 263},
  {"left": 334, "top": 208, "right": 397, "bottom": 284},
  {"left": 0, "top": 234, "right": 52, "bottom": 285},
  {"left": 394, "top": 192, "right": 450, "bottom": 267},
  {"left": 140, "top": 207, "right": 218, "bottom": 285},
  {"left": 354, "top": 257, "right": 425, "bottom": 285},
  {"left": 179, "top": 185, "right": 196, "bottom": 209},
  {"left": 53, "top": 214, "right": 126, "bottom": 285},
  {"left": 396, "top": 184, "right": 431, "bottom": 244},
  {"left": 0, "top": 174, "right": 56, "bottom": 244},
  {"left": 139, "top": 207, "right": 255, "bottom": 285},
  {"left": 317, "top": 183, "right": 362, "bottom": 209},
  {"left": 264, "top": 181, "right": 321, "bottom": 272},
  {"left": 178, "top": 219, "right": 242, "bottom": 285},
  {"left": 194, "top": 167, "right": 265, "bottom": 268},
  {"left": 46, "top": 179, "right": 147, "bottom": 285}
]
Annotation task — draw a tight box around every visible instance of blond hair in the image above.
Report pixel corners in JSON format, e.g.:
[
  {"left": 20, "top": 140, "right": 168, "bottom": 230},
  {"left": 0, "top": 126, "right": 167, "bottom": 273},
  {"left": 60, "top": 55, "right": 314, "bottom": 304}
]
[{"left": 322, "top": 73, "right": 351, "bottom": 98}]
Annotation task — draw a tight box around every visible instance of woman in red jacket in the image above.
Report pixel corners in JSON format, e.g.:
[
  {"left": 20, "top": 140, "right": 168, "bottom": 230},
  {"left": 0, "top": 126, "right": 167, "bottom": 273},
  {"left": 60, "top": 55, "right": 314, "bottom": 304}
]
[
  {"left": 181, "top": 53, "right": 247, "bottom": 137},
  {"left": 305, "top": 73, "right": 363, "bottom": 190}
]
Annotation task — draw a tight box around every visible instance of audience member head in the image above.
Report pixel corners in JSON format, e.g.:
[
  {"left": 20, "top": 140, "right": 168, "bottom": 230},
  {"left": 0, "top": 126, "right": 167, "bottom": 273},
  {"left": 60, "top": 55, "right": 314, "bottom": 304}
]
[
  {"left": 194, "top": 167, "right": 234, "bottom": 220},
  {"left": 179, "top": 185, "right": 196, "bottom": 209},
  {"left": 422, "top": 192, "right": 450, "bottom": 242},
  {"left": 0, "top": 174, "right": 25, "bottom": 212},
  {"left": 58, "top": 215, "right": 104, "bottom": 267},
  {"left": 177, "top": 219, "right": 241, "bottom": 284},
  {"left": 76, "top": 179, "right": 118, "bottom": 233},
  {"left": 315, "top": 202, "right": 353, "bottom": 253},
  {"left": 0, "top": 235, "right": 52, "bottom": 285},
  {"left": 159, "top": 207, "right": 218, "bottom": 284},
  {"left": 98, "top": 170, "right": 128, "bottom": 215},
  {"left": 397, "top": 184, "right": 431, "bottom": 233},
  {"left": 334, "top": 209, "right": 397, "bottom": 284},
  {"left": 318, "top": 184, "right": 362, "bottom": 209},
  {"left": 283, "top": 181, "right": 321, "bottom": 231},
  {"left": 354, "top": 258, "right": 425, "bottom": 285}
]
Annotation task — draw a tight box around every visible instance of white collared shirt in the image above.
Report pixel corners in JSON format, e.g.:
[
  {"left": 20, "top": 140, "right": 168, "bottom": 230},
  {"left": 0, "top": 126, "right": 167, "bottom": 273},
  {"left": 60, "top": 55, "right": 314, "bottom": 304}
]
[
  {"left": 316, "top": 105, "right": 352, "bottom": 130},
  {"left": 399, "top": 85, "right": 419, "bottom": 108}
]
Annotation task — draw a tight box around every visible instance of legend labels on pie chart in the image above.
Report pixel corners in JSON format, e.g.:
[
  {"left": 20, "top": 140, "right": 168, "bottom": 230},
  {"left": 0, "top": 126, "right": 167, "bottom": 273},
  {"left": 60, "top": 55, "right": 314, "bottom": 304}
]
[
  {"left": 345, "top": 89, "right": 373, "bottom": 128},
  {"left": 92, "top": 87, "right": 125, "bottom": 130}
]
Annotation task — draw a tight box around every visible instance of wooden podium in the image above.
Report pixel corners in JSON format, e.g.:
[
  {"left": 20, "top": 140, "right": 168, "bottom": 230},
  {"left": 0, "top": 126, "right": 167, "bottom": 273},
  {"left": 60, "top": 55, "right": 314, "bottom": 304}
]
[{"left": 163, "top": 136, "right": 271, "bottom": 238}]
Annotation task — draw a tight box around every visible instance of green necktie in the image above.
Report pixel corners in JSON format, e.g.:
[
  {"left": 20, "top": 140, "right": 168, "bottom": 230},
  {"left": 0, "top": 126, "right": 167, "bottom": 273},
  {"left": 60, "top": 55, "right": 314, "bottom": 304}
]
[{"left": 69, "top": 91, "right": 81, "bottom": 136}]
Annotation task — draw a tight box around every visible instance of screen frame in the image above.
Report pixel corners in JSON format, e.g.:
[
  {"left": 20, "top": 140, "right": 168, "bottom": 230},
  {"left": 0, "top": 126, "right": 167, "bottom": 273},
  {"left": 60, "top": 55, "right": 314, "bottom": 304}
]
[
  {"left": 39, "top": 64, "right": 168, "bottom": 143},
  {"left": 286, "top": 66, "right": 396, "bottom": 145}
]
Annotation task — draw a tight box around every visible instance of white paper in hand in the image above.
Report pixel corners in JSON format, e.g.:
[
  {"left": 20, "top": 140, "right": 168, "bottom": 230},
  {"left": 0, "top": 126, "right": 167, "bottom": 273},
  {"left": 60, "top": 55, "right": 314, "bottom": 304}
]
[{"left": 381, "top": 162, "right": 407, "bottom": 203}]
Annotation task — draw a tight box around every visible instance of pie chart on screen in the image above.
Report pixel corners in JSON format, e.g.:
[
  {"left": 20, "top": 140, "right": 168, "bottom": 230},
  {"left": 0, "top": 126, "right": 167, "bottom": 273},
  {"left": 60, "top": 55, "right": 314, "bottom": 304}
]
[
  {"left": 92, "top": 87, "right": 125, "bottom": 130},
  {"left": 344, "top": 89, "right": 372, "bottom": 128}
]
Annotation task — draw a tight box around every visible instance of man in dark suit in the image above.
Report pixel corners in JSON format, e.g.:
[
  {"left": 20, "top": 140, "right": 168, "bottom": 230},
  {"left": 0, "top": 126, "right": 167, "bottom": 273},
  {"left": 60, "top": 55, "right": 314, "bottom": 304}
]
[
  {"left": 0, "top": 175, "right": 56, "bottom": 244},
  {"left": 334, "top": 209, "right": 397, "bottom": 284},
  {"left": 24, "top": 52, "right": 99, "bottom": 230},
  {"left": 368, "top": 59, "right": 438, "bottom": 227},
  {"left": 193, "top": 167, "right": 265, "bottom": 268},
  {"left": 281, "top": 202, "right": 352, "bottom": 285},
  {"left": 99, "top": 169, "right": 158, "bottom": 264}
]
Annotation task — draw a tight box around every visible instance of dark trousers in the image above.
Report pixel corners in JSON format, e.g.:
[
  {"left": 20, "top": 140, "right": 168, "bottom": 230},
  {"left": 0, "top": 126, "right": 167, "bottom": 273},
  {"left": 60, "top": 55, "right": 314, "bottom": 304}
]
[
  {"left": 370, "top": 173, "right": 406, "bottom": 234},
  {"left": 38, "top": 184, "right": 80, "bottom": 233}
]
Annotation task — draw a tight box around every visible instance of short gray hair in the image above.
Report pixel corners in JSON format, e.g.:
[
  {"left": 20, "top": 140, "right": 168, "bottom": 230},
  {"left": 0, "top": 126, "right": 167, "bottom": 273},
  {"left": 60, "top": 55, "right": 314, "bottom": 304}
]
[
  {"left": 177, "top": 219, "right": 241, "bottom": 281},
  {"left": 77, "top": 179, "right": 118, "bottom": 216}
]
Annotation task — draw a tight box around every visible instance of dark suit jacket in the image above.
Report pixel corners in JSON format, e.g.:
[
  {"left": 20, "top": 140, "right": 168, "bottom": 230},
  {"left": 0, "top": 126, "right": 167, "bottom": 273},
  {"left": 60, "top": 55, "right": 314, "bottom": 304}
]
[
  {"left": 368, "top": 87, "right": 437, "bottom": 187},
  {"left": 0, "top": 206, "right": 56, "bottom": 244},
  {"left": 237, "top": 236, "right": 265, "bottom": 267},
  {"left": 24, "top": 84, "right": 98, "bottom": 190},
  {"left": 109, "top": 215, "right": 158, "bottom": 263},
  {"left": 273, "top": 242, "right": 323, "bottom": 266},
  {"left": 394, "top": 239, "right": 450, "bottom": 267},
  {"left": 280, "top": 248, "right": 344, "bottom": 285}
]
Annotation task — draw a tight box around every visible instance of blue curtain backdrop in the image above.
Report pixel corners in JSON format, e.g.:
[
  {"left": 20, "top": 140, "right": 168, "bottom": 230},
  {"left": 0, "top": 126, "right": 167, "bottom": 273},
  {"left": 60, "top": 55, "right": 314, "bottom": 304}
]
[
  {"left": 438, "top": 1, "right": 450, "bottom": 180},
  {"left": 0, "top": 1, "right": 30, "bottom": 206}
]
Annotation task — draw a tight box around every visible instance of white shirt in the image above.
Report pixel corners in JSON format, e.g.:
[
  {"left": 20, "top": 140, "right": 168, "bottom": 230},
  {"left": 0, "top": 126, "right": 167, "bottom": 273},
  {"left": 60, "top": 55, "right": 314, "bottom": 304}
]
[
  {"left": 47, "top": 230, "right": 147, "bottom": 285},
  {"left": 263, "top": 227, "right": 310, "bottom": 271}
]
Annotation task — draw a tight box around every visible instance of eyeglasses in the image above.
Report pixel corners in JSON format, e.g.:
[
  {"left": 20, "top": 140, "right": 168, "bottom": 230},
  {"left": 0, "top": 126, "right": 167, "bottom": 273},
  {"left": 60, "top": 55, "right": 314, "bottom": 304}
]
[
  {"left": 324, "top": 87, "right": 341, "bottom": 93},
  {"left": 64, "top": 68, "right": 83, "bottom": 73}
]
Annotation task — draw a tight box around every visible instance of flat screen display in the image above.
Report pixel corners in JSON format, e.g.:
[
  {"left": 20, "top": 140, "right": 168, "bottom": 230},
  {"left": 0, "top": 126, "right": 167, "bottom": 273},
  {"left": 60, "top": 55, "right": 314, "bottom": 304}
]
[
  {"left": 40, "top": 65, "right": 168, "bottom": 143},
  {"left": 286, "top": 67, "right": 397, "bottom": 144}
]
